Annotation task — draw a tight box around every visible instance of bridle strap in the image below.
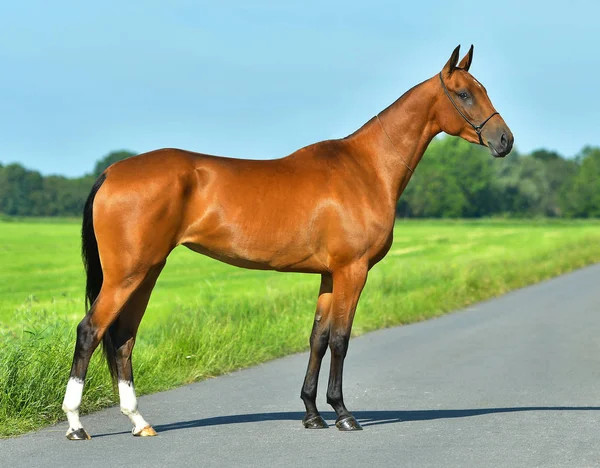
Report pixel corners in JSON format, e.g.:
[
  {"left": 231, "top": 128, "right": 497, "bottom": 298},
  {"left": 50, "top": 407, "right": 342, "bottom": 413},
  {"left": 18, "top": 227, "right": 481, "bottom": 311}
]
[
  {"left": 376, "top": 114, "right": 414, "bottom": 173},
  {"left": 438, "top": 72, "right": 499, "bottom": 146}
]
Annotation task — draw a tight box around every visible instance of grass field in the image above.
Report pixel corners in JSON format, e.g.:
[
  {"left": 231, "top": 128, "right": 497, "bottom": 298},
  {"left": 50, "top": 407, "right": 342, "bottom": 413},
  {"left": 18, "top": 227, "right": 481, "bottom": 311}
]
[{"left": 1, "top": 218, "right": 600, "bottom": 437}]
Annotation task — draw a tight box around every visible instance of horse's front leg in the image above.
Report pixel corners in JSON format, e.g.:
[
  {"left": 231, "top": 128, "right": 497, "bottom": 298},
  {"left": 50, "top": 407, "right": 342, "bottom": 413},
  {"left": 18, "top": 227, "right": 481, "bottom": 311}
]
[
  {"left": 300, "top": 274, "right": 333, "bottom": 428},
  {"left": 326, "top": 261, "right": 368, "bottom": 431}
]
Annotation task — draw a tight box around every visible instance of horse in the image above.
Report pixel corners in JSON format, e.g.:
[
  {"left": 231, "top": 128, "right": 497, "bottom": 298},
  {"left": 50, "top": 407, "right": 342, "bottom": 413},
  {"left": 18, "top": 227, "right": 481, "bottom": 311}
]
[{"left": 62, "top": 45, "right": 513, "bottom": 439}]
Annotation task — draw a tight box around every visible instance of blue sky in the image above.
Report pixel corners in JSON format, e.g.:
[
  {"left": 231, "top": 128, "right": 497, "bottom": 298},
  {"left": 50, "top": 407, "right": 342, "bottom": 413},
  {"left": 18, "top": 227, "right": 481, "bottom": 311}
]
[{"left": 1, "top": 1, "right": 598, "bottom": 177}]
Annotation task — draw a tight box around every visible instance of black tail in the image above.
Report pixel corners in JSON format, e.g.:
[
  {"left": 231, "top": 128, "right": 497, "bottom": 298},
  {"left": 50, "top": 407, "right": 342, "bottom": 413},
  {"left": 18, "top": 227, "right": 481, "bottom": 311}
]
[{"left": 81, "top": 173, "right": 118, "bottom": 383}]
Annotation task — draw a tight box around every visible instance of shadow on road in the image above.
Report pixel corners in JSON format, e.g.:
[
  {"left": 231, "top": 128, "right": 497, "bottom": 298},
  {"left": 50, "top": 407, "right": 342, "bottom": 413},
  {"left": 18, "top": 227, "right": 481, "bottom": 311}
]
[
  {"left": 92, "top": 406, "right": 600, "bottom": 438},
  {"left": 142, "top": 406, "right": 600, "bottom": 433}
]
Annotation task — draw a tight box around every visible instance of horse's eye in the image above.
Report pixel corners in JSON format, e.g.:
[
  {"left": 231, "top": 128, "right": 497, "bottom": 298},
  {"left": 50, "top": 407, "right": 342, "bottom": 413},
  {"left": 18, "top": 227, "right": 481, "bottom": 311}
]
[{"left": 458, "top": 92, "right": 469, "bottom": 100}]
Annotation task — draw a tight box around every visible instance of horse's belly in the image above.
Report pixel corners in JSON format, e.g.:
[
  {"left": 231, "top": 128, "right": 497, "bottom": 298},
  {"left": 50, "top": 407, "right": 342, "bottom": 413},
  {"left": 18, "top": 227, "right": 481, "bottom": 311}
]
[{"left": 183, "top": 239, "right": 324, "bottom": 273}]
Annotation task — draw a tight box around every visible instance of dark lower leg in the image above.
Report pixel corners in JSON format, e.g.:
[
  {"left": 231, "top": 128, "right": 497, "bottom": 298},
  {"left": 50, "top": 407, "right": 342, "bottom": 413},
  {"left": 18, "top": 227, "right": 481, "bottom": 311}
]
[
  {"left": 70, "top": 314, "right": 101, "bottom": 379},
  {"left": 300, "top": 321, "right": 330, "bottom": 426},
  {"left": 300, "top": 274, "right": 332, "bottom": 428},
  {"left": 327, "top": 330, "right": 361, "bottom": 430},
  {"left": 326, "top": 331, "right": 349, "bottom": 416}
]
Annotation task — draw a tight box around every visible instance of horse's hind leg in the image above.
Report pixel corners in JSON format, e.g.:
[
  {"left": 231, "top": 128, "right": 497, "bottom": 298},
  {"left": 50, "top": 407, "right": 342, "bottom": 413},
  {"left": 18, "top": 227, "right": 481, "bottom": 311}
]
[
  {"left": 300, "top": 274, "right": 333, "bottom": 428},
  {"left": 108, "top": 262, "right": 165, "bottom": 436},
  {"left": 62, "top": 272, "right": 151, "bottom": 440}
]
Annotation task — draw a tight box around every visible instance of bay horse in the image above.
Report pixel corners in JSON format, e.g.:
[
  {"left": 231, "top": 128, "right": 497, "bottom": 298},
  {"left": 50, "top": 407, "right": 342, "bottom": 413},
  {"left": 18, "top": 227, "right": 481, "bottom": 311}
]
[{"left": 62, "top": 45, "right": 513, "bottom": 439}]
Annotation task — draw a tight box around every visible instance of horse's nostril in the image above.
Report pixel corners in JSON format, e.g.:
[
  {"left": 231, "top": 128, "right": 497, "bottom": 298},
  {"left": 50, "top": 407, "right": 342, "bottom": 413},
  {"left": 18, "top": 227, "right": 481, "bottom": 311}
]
[{"left": 501, "top": 133, "right": 507, "bottom": 147}]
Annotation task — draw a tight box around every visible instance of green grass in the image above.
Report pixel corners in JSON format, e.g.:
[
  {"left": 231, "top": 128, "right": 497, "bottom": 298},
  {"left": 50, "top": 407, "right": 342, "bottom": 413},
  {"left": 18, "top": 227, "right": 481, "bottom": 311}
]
[{"left": 1, "top": 218, "right": 600, "bottom": 437}]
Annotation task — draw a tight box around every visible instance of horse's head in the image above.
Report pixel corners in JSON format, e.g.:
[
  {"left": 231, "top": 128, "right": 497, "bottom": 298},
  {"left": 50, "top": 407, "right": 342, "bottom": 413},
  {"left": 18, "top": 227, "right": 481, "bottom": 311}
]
[{"left": 435, "top": 45, "right": 513, "bottom": 158}]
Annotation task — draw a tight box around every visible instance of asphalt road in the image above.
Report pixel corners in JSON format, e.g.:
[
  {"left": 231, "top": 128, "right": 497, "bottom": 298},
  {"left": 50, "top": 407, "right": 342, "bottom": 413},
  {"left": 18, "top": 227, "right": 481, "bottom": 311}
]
[{"left": 3, "top": 264, "right": 600, "bottom": 467}]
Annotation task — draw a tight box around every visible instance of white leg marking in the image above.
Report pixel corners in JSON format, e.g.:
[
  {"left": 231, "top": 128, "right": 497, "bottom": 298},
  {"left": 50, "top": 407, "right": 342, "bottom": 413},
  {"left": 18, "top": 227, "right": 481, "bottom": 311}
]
[
  {"left": 62, "top": 378, "right": 84, "bottom": 434},
  {"left": 118, "top": 380, "right": 150, "bottom": 434}
]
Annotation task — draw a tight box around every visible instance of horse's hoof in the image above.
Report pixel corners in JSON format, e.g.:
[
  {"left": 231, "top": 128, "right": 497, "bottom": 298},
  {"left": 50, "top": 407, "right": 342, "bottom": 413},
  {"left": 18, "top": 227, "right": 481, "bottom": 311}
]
[
  {"left": 133, "top": 425, "right": 157, "bottom": 437},
  {"left": 66, "top": 428, "right": 91, "bottom": 440},
  {"left": 335, "top": 416, "right": 362, "bottom": 431},
  {"left": 302, "top": 414, "right": 329, "bottom": 429}
]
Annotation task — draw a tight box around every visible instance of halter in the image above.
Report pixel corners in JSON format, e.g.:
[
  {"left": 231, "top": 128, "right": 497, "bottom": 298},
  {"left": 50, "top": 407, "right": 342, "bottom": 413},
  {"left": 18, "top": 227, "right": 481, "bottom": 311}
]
[{"left": 439, "top": 72, "right": 499, "bottom": 146}]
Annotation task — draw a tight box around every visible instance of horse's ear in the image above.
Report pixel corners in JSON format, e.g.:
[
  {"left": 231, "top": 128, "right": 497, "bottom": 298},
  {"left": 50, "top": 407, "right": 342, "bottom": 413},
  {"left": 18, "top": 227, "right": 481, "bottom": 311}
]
[
  {"left": 442, "top": 45, "right": 461, "bottom": 78},
  {"left": 458, "top": 44, "right": 474, "bottom": 72}
]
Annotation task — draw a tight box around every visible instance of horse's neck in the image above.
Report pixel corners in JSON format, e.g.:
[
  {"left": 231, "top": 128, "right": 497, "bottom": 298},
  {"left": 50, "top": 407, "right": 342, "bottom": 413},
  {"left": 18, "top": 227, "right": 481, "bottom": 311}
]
[{"left": 350, "top": 77, "right": 441, "bottom": 204}]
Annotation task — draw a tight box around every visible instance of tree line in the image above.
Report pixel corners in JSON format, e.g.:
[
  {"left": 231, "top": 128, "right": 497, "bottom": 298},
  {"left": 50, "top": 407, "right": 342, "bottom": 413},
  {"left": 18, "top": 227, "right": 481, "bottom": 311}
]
[
  {"left": 0, "top": 151, "right": 135, "bottom": 217},
  {"left": 398, "top": 137, "right": 599, "bottom": 218},
  {"left": 0, "top": 140, "right": 598, "bottom": 218}
]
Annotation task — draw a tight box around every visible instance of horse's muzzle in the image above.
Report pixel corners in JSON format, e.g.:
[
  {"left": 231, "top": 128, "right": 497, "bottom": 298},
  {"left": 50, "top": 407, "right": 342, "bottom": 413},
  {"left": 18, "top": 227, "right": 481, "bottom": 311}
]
[{"left": 488, "top": 131, "right": 514, "bottom": 158}]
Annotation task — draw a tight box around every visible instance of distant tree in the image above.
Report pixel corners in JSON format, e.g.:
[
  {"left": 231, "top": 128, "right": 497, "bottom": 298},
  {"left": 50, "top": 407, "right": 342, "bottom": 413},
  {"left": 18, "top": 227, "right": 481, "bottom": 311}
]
[
  {"left": 93, "top": 150, "right": 137, "bottom": 177},
  {"left": 560, "top": 147, "right": 600, "bottom": 217},
  {"left": 41, "top": 175, "right": 96, "bottom": 216},
  {"left": 404, "top": 168, "right": 468, "bottom": 217},
  {"left": 530, "top": 149, "right": 562, "bottom": 162},
  {"left": 402, "top": 137, "right": 501, "bottom": 217},
  {"left": 541, "top": 155, "right": 579, "bottom": 216},
  {"left": 0, "top": 163, "right": 44, "bottom": 215},
  {"left": 442, "top": 138, "right": 501, "bottom": 217}
]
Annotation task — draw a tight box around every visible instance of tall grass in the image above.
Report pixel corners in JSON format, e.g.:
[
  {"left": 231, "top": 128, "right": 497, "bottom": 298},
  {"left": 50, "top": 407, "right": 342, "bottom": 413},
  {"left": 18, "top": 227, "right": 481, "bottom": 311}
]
[{"left": 1, "top": 219, "right": 600, "bottom": 437}]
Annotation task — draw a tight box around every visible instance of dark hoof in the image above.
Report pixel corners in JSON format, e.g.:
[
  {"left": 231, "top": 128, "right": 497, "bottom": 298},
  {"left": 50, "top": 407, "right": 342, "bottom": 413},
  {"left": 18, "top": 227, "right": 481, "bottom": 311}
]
[
  {"left": 66, "top": 428, "right": 91, "bottom": 440},
  {"left": 335, "top": 416, "right": 362, "bottom": 431},
  {"left": 302, "top": 414, "right": 329, "bottom": 429}
]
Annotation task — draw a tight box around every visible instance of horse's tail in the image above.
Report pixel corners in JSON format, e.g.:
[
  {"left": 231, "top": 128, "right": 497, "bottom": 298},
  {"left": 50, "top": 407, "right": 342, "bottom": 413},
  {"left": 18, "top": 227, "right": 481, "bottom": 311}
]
[{"left": 81, "top": 172, "right": 117, "bottom": 383}]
